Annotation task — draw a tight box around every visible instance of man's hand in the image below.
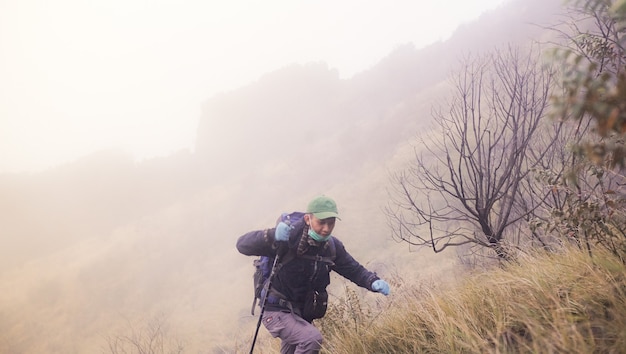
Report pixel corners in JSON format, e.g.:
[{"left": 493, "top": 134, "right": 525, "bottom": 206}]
[
  {"left": 274, "top": 221, "right": 292, "bottom": 242},
  {"left": 372, "top": 279, "right": 390, "bottom": 296}
]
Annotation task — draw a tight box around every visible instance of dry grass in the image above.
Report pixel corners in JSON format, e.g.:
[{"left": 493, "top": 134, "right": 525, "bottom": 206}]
[{"left": 321, "top": 246, "right": 626, "bottom": 353}]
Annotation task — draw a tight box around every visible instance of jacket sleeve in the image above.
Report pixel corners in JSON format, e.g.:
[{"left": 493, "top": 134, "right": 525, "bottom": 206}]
[
  {"left": 331, "top": 238, "right": 380, "bottom": 291},
  {"left": 236, "top": 228, "right": 278, "bottom": 257},
  {"left": 237, "top": 220, "right": 304, "bottom": 257}
]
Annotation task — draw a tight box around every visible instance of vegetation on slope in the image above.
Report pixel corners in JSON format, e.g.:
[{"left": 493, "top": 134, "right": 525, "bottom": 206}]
[{"left": 320, "top": 245, "right": 626, "bottom": 353}]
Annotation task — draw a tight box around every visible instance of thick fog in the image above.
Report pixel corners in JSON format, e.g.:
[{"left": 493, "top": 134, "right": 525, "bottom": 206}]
[
  {"left": 0, "top": 0, "right": 566, "bottom": 352},
  {"left": 0, "top": 0, "right": 507, "bottom": 174}
]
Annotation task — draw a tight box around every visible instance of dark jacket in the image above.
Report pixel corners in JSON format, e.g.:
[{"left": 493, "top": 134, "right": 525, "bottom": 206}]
[{"left": 236, "top": 218, "right": 379, "bottom": 310}]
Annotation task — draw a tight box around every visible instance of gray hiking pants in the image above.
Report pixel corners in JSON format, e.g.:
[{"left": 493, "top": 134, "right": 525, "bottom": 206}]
[{"left": 262, "top": 310, "right": 323, "bottom": 354}]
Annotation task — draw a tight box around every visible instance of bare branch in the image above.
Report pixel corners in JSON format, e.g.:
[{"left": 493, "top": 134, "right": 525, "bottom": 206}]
[{"left": 386, "top": 45, "right": 560, "bottom": 259}]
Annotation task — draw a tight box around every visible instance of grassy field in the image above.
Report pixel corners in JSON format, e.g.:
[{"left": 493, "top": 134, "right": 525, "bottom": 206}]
[{"left": 316, "top": 245, "right": 626, "bottom": 353}]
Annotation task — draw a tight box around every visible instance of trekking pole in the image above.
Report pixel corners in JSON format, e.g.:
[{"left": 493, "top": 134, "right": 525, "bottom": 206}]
[{"left": 250, "top": 251, "right": 281, "bottom": 354}]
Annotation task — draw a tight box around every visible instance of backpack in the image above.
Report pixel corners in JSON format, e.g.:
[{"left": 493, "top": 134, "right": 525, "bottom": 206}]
[{"left": 250, "top": 211, "right": 336, "bottom": 315}]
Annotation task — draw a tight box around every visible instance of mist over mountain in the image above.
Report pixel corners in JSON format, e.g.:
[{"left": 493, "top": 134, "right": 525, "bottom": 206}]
[
  {"left": 195, "top": 0, "right": 561, "bottom": 189},
  {"left": 0, "top": 0, "right": 566, "bottom": 352}
]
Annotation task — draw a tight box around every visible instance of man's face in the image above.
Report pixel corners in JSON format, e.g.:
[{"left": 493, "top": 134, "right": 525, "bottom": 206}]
[{"left": 306, "top": 214, "right": 336, "bottom": 237}]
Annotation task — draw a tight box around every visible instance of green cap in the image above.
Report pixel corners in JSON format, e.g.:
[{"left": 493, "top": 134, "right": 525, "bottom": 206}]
[{"left": 307, "top": 195, "right": 341, "bottom": 220}]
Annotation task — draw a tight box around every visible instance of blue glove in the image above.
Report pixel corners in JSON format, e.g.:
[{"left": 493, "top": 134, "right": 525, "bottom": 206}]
[
  {"left": 372, "top": 279, "right": 390, "bottom": 296},
  {"left": 274, "top": 221, "right": 292, "bottom": 242}
]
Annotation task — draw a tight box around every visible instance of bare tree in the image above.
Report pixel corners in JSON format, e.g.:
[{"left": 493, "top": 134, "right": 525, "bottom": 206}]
[{"left": 385, "top": 46, "right": 558, "bottom": 259}]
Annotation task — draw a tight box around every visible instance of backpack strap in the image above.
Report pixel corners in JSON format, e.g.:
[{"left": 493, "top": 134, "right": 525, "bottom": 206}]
[
  {"left": 298, "top": 254, "right": 335, "bottom": 266},
  {"left": 277, "top": 247, "right": 297, "bottom": 268},
  {"left": 327, "top": 237, "right": 336, "bottom": 261},
  {"left": 291, "top": 237, "right": 337, "bottom": 265},
  {"left": 299, "top": 237, "right": 336, "bottom": 265}
]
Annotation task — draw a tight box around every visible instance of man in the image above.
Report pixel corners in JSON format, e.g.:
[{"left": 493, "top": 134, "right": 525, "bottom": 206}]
[{"left": 237, "top": 195, "right": 390, "bottom": 354}]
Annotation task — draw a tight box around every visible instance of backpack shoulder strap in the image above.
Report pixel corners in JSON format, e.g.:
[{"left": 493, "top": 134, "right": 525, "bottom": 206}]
[
  {"left": 297, "top": 238, "right": 336, "bottom": 265},
  {"left": 327, "top": 237, "right": 336, "bottom": 260},
  {"left": 277, "top": 230, "right": 337, "bottom": 267},
  {"left": 277, "top": 246, "right": 297, "bottom": 267}
]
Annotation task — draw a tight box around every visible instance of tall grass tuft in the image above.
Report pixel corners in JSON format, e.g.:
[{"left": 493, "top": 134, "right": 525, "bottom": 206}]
[{"left": 321, "top": 246, "right": 626, "bottom": 353}]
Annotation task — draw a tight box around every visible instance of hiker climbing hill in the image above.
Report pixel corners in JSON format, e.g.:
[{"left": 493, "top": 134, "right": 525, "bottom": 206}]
[{"left": 236, "top": 195, "right": 390, "bottom": 354}]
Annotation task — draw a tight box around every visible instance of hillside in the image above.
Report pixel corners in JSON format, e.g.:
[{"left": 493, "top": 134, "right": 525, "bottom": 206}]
[
  {"left": 0, "top": 0, "right": 570, "bottom": 352},
  {"left": 320, "top": 245, "right": 626, "bottom": 353}
]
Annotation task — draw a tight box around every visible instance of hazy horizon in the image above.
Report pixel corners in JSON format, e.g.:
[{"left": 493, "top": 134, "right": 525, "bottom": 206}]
[{"left": 0, "top": 0, "right": 507, "bottom": 174}]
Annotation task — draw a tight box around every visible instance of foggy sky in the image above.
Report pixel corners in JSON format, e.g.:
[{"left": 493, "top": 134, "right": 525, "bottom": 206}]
[{"left": 0, "top": 0, "right": 506, "bottom": 174}]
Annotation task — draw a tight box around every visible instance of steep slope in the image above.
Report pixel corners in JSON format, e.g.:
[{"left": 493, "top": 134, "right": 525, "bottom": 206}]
[{"left": 0, "top": 0, "right": 568, "bottom": 352}]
